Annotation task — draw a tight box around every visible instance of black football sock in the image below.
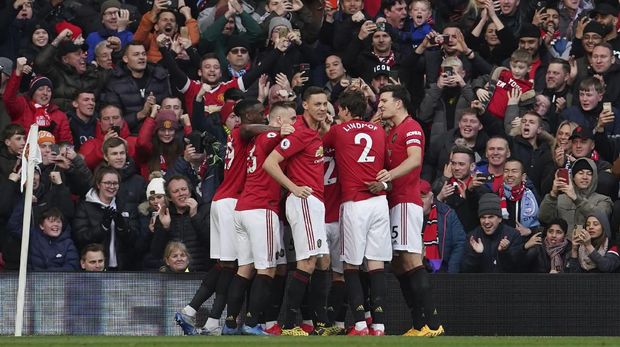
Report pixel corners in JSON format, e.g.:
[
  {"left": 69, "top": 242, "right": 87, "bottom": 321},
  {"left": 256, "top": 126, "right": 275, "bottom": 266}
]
[
  {"left": 408, "top": 266, "right": 440, "bottom": 329},
  {"left": 359, "top": 270, "right": 372, "bottom": 312},
  {"left": 369, "top": 269, "right": 387, "bottom": 325},
  {"left": 344, "top": 269, "right": 366, "bottom": 324},
  {"left": 283, "top": 269, "right": 311, "bottom": 329},
  {"left": 309, "top": 269, "right": 331, "bottom": 325},
  {"left": 327, "top": 279, "right": 345, "bottom": 324},
  {"left": 189, "top": 263, "right": 221, "bottom": 310},
  {"left": 265, "top": 274, "right": 287, "bottom": 323},
  {"left": 224, "top": 275, "right": 250, "bottom": 329},
  {"left": 207, "top": 266, "right": 235, "bottom": 319},
  {"left": 245, "top": 274, "right": 273, "bottom": 328}
]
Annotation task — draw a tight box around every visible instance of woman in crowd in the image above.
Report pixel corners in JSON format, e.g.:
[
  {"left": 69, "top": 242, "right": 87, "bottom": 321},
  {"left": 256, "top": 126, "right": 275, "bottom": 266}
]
[
  {"left": 566, "top": 211, "right": 620, "bottom": 273},
  {"left": 72, "top": 166, "right": 138, "bottom": 270},
  {"left": 523, "top": 218, "right": 572, "bottom": 273},
  {"left": 160, "top": 241, "right": 190, "bottom": 273}
]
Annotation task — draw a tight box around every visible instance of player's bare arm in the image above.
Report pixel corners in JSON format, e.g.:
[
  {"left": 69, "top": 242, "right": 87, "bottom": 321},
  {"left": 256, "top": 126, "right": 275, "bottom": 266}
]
[
  {"left": 263, "top": 150, "right": 312, "bottom": 198},
  {"left": 376, "top": 146, "right": 422, "bottom": 182}
]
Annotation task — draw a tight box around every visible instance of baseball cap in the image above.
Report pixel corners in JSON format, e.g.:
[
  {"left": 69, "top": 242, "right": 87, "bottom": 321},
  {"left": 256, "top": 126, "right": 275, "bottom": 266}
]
[
  {"left": 590, "top": 3, "right": 619, "bottom": 17},
  {"left": 372, "top": 64, "right": 390, "bottom": 79},
  {"left": 419, "top": 179, "right": 432, "bottom": 195},
  {"left": 569, "top": 126, "right": 594, "bottom": 140}
]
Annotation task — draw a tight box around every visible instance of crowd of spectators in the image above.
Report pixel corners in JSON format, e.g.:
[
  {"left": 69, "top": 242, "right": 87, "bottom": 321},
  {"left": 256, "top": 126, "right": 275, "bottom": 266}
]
[{"left": 1, "top": 0, "right": 620, "bottom": 274}]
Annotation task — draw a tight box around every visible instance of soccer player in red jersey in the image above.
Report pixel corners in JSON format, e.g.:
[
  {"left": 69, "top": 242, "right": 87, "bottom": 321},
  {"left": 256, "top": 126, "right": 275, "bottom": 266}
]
[
  {"left": 263, "top": 87, "right": 331, "bottom": 336},
  {"left": 323, "top": 90, "right": 391, "bottom": 336},
  {"left": 376, "top": 85, "right": 445, "bottom": 336},
  {"left": 220, "top": 101, "right": 297, "bottom": 336},
  {"left": 175, "top": 99, "right": 267, "bottom": 336}
]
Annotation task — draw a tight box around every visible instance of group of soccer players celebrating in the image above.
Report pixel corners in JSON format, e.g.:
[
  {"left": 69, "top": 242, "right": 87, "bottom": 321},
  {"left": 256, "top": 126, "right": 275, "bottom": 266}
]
[{"left": 174, "top": 84, "right": 445, "bottom": 337}]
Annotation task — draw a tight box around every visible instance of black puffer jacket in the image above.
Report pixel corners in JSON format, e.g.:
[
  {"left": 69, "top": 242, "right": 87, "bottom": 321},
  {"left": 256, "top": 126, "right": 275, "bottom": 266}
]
[
  {"left": 72, "top": 188, "right": 138, "bottom": 270},
  {"left": 115, "top": 158, "right": 147, "bottom": 218},
  {"left": 0, "top": 146, "right": 19, "bottom": 181},
  {"left": 101, "top": 63, "right": 171, "bottom": 134},
  {"left": 151, "top": 203, "right": 212, "bottom": 272}
]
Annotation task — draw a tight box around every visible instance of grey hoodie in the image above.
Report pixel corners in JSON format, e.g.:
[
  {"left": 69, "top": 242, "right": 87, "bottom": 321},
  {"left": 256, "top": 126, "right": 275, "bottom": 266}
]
[{"left": 539, "top": 158, "right": 613, "bottom": 238}]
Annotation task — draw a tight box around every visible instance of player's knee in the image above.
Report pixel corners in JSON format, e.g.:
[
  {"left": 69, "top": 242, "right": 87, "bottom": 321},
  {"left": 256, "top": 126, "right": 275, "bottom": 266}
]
[
  {"left": 258, "top": 267, "right": 276, "bottom": 278},
  {"left": 317, "top": 255, "right": 331, "bottom": 270},
  {"left": 297, "top": 257, "right": 316, "bottom": 273},
  {"left": 238, "top": 264, "right": 255, "bottom": 278},
  {"left": 332, "top": 271, "right": 344, "bottom": 282}
]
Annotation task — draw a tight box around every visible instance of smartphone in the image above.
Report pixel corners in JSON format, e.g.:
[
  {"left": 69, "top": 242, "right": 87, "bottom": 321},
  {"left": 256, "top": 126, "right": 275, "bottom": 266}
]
[
  {"left": 166, "top": 0, "right": 179, "bottom": 8},
  {"left": 50, "top": 144, "right": 60, "bottom": 156},
  {"left": 603, "top": 102, "right": 612, "bottom": 113},
  {"left": 111, "top": 125, "right": 121, "bottom": 134},
  {"left": 297, "top": 63, "right": 311, "bottom": 73},
  {"left": 557, "top": 168, "right": 569, "bottom": 181},
  {"left": 187, "top": 131, "right": 204, "bottom": 153},
  {"left": 180, "top": 26, "right": 189, "bottom": 40},
  {"left": 476, "top": 172, "right": 494, "bottom": 182},
  {"left": 444, "top": 66, "right": 454, "bottom": 76},
  {"left": 278, "top": 27, "right": 289, "bottom": 38},
  {"left": 376, "top": 22, "right": 386, "bottom": 32}
]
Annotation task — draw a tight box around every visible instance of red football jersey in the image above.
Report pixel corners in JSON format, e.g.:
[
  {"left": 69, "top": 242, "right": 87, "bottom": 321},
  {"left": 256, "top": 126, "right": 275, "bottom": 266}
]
[
  {"left": 180, "top": 77, "right": 244, "bottom": 116},
  {"left": 323, "top": 147, "right": 340, "bottom": 223},
  {"left": 486, "top": 69, "right": 533, "bottom": 119},
  {"left": 385, "top": 117, "right": 424, "bottom": 208},
  {"left": 323, "top": 120, "right": 386, "bottom": 202},
  {"left": 212, "top": 128, "right": 249, "bottom": 201},
  {"left": 236, "top": 131, "right": 283, "bottom": 213},
  {"left": 275, "top": 117, "right": 324, "bottom": 201}
]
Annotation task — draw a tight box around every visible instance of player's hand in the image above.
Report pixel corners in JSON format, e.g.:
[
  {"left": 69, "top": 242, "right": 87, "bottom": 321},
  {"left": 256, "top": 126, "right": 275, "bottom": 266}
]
[
  {"left": 365, "top": 181, "right": 386, "bottom": 194},
  {"left": 291, "top": 185, "right": 313, "bottom": 199},
  {"left": 280, "top": 124, "right": 295, "bottom": 136},
  {"left": 376, "top": 169, "right": 392, "bottom": 182},
  {"left": 497, "top": 236, "right": 510, "bottom": 251}
]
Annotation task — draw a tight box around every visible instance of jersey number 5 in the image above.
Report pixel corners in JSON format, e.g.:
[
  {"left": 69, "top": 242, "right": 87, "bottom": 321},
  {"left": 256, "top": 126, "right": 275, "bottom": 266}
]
[{"left": 355, "top": 133, "right": 375, "bottom": 163}]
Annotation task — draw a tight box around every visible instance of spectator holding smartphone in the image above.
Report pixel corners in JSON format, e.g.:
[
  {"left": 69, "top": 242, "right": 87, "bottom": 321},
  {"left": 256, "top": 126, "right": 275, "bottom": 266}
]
[
  {"left": 523, "top": 218, "right": 572, "bottom": 273},
  {"left": 566, "top": 211, "right": 620, "bottom": 273}
]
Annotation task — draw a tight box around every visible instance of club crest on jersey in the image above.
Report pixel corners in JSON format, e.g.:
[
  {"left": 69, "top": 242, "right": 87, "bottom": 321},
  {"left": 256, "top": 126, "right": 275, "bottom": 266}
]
[
  {"left": 317, "top": 239, "right": 322, "bottom": 248},
  {"left": 280, "top": 139, "right": 291, "bottom": 149},
  {"left": 267, "top": 132, "right": 277, "bottom": 138},
  {"left": 315, "top": 146, "right": 324, "bottom": 157}
]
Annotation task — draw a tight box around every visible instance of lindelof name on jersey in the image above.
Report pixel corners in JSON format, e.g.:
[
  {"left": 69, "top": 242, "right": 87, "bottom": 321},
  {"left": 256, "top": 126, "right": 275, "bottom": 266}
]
[{"left": 342, "top": 122, "right": 378, "bottom": 132}]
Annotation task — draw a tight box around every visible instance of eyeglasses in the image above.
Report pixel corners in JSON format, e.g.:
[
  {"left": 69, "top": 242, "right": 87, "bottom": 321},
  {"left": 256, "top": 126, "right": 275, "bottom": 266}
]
[
  {"left": 103, "top": 10, "right": 119, "bottom": 17},
  {"left": 230, "top": 48, "right": 248, "bottom": 55},
  {"left": 101, "top": 181, "right": 119, "bottom": 187}
]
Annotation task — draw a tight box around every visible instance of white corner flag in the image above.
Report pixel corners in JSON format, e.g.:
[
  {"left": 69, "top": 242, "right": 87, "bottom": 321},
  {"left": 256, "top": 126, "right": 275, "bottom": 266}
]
[
  {"left": 20, "top": 124, "right": 42, "bottom": 193},
  {"left": 15, "top": 124, "right": 41, "bottom": 336}
]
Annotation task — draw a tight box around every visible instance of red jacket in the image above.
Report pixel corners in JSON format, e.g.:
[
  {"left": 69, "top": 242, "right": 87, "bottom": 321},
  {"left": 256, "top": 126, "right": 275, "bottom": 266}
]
[
  {"left": 136, "top": 117, "right": 192, "bottom": 179},
  {"left": 79, "top": 120, "right": 137, "bottom": 170},
  {"left": 4, "top": 72, "right": 73, "bottom": 144}
]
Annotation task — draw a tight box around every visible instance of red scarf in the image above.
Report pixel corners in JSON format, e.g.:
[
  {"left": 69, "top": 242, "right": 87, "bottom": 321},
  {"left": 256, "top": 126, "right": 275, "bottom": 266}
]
[
  {"left": 498, "top": 181, "right": 525, "bottom": 219},
  {"left": 31, "top": 101, "right": 51, "bottom": 127},
  {"left": 423, "top": 204, "right": 440, "bottom": 261},
  {"left": 373, "top": 50, "right": 396, "bottom": 67},
  {"left": 448, "top": 176, "right": 471, "bottom": 198}
]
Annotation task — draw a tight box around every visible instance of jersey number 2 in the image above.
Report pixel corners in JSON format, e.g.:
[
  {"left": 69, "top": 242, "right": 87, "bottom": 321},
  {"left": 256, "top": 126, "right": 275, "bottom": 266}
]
[{"left": 355, "top": 133, "right": 375, "bottom": 163}]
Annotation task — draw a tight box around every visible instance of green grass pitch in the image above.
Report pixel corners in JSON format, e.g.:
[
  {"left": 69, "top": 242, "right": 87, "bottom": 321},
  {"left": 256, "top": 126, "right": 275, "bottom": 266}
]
[{"left": 1, "top": 336, "right": 619, "bottom": 347}]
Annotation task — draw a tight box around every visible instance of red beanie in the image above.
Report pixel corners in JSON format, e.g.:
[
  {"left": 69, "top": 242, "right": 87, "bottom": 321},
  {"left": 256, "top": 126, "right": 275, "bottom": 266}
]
[
  {"left": 55, "top": 21, "right": 82, "bottom": 40},
  {"left": 219, "top": 101, "right": 236, "bottom": 125}
]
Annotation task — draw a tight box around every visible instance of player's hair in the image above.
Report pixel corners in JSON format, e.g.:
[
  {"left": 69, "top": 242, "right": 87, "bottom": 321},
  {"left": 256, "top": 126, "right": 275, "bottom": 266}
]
[
  {"left": 93, "top": 166, "right": 121, "bottom": 191},
  {"left": 270, "top": 100, "right": 297, "bottom": 115},
  {"left": 548, "top": 58, "right": 570, "bottom": 74},
  {"left": 163, "top": 241, "right": 190, "bottom": 264},
  {"left": 302, "top": 86, "right": 327, "bottom": 101},
  {"left": 505, "top": 157, "right": 525, "bottom": 173},
  {"left": 165, "top": 174, "right": 193, "bottom": 198},
  {"left": 102, "top": 137, "right": 127, "bottom": 156},
  {"left": 38, "top": 207, "right": 63, "bottom": 226},
  {"left": 234, "top": 99, "right": 261, "bottom": 122},
  {"left": 510, "top": 48, "right": 533, "bottom": 66},
  {"left": 379, "top": 84, "right": 411, "bottom": 110},
  {"left": 450, "top": 145, "right": 475, "bottom": 164},
  {"left": 2, "top": 124, "right": 26, "bottom": 141},
  {"left": 578, "top": 77, "right": 605, "bottom": 94},
  {"left": 337, "top": 90, "right": 367, "bottom": 119},
  {"left": 80, "top": 243, "right": 105, "bottom": 260}
]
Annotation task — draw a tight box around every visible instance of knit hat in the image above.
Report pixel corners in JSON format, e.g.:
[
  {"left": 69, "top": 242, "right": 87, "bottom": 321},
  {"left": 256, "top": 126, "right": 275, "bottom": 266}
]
[
  {"left": 590, "top": 2, "right": 619, "bottom": 17},
  {"left": 478, "top": 193, "right": 502, "bottom": 217},
  {"left": 29, "top": 76, "right": 53, "bottom": 97},
  {"left": 37, "top": 130, "right": 55, "bottom": 144},
  {"left": 571, "top": 159, "right": 593, "bottom": 177},
  {"left": 55, "top": 21, "right": 82, "bottom": 41},
  {"left": 372, "top": 63, "right": 390, "bottom": 79},
  {"left": 268, "top": 17, "right": 293, "bottom": 34},
  {"left": 569, "top": 126, "right": 594, "bottom": 140},
  {"left": 57, "top": 40, "right": 89, "bottom": 57},
  {"left": 146, "top": 177, "right": 166, "bottom": 199},
  {"left": 227, "top": 36, "right": 251, "bottom": 54},
  {"left": 155, "top": 110, "right": 179, "bottom": 131},
  {"left": 0, "top": 57, "right": 13, "bottom": 76},
  {"left": 101, "top": 0, "right": 122, "bottom": 14},
  {"left": 219, "top": 100, "right": 236, "bottom": 125},
  {"left": 519, "top": 23, "right": 540, "bottom": 39},
  {"left": 419, "top": 179, "right": 432, "bottom": 195},
  {"left": 583, "top": 21, "right": 610, "bottom": 37}
]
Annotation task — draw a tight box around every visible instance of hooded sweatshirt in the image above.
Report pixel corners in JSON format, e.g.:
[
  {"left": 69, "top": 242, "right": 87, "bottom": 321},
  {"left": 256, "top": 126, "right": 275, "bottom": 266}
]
[
  {"left": 85, "top": 188, "right": 118, "bottom": 268},
  {"left": 567, "top": 210, "right": 620, "bottom": 273},
  {"left": 539, "top": 158, "right": 613, "bottom": 238}
]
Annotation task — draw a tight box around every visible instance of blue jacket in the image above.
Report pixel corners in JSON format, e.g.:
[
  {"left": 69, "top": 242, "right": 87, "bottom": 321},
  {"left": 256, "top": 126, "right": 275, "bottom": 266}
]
[
  {"left": 8, "top": 205, "right": 79, "bottom": 271},
  {"left": 85, "top": 28, "right": 134, "bottom": 63},
  {"left": 435, "top": 201, "right": 466, "bottom": 273}
]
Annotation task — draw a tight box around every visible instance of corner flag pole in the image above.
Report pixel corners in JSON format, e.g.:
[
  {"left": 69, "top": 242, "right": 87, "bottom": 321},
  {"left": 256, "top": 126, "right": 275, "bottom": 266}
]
[{"left": 15, "top": 124, "right": 41, "bottom": 337}]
